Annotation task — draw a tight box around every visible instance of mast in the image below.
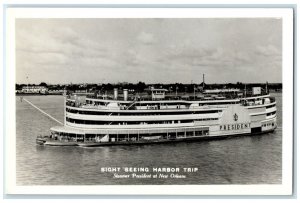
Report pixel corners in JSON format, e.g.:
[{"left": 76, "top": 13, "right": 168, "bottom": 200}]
[
  {"left": 192, "top": 80, "right": 195, "bottom": 100},
  {"left": 194, "top": 84, "right": 196, "bottom": 100},
  {"left": 202, "top": 74, "right": 205, "bottom": 90}
]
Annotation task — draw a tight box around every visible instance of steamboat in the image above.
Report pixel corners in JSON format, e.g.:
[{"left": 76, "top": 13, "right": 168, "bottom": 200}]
[{"left": 36, "top": 83, "right": 277, "bottom": 147}]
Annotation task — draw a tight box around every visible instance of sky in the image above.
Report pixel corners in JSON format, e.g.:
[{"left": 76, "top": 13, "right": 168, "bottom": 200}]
[{"left": 16, "top": 18, "right": 282, "bottom": 84}]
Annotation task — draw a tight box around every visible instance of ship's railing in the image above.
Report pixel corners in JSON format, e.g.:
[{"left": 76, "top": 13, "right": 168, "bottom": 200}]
[
  {"left": 38, "top": 135, "right": 78, "bottom": 142},
  {"left": 80, "top": 104, "right": 112, "bottom": 110},
  {"left": 67, "top": 103, "right": 228, "bottom": 111},
  {"left": 85, "top": 93, "right": 254, "bottom": 102},
  {"left": 67, "top": 93, "right": 271, "bottom": 109},
  {"left": 74, "top": 91, "right": 272, "bottom": 104},
  {"left": 241, "top": 98, "right": 276, "bottom": 107},
  {"left": 40, "top": 127, "right": 210, "bottom": 143}
]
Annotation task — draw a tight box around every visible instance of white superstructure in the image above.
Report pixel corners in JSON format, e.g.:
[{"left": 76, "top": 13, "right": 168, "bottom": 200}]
[{"left": 37, "top": 87, "right": 276, "bottom": 146}]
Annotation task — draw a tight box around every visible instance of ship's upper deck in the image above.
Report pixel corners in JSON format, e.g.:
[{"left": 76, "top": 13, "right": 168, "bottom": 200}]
[{"left": 66, "top": 87, "right": 276, "bottom": 111}]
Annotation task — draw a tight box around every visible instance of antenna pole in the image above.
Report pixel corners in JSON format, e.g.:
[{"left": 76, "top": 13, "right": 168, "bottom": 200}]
[
  {"left": 202, "top": 74, "right": 205, "bottom": 90},
  {"left": 194, "top": 84, "right": 196, "bottom": 100}
]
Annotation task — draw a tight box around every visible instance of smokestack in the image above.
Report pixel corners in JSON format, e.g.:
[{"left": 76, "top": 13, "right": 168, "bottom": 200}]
[
  {"left": 123, "top": 89, "right": 128, "bottom": 101},
  {"left": 114, "top": 88, "right": 118, "bottom": 100}
]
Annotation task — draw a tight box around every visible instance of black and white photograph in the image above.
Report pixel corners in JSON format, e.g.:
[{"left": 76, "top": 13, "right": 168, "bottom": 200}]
[{"left": 4, "top": 7, "right": 294, "bottom": 196}]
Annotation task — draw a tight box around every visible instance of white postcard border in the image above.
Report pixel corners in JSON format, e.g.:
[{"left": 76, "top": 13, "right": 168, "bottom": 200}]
[{"left": 4, "top": 7, "right": 294, "bottom": 195}]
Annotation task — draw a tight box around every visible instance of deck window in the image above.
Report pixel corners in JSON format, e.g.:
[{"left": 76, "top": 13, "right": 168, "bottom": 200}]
[
  {"left": 66, "top": 108, "right": 219, "bottom": 116},
  {"left": 186, "top": 131, "right": 194, "bottom": 137},
  {"left": 66, "top": 117, "right": 218, "bottom": 125}
]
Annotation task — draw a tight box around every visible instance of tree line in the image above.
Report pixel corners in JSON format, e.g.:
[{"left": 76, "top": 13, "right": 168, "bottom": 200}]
[{"left": 15, "top": 81, "right": 282, "bottom": 93}]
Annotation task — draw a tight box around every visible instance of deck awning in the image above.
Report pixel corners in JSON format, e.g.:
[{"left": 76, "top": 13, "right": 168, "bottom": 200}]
[{"left": 50, "top": 126, "right": 85, "bottom": 134}]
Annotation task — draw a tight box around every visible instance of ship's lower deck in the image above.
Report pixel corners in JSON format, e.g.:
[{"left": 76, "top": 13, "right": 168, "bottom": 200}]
[
  {"left": 37, "top": 116, "right": 277, "bottom": 147},
  {"left": 36, "top": 128, "right": 276, "bottom": 147}
]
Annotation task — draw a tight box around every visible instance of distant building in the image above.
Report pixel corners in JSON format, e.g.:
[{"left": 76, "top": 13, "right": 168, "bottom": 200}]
[
  {"left": 21, "top": 86, "right": 48, "bottom": 94},
  {"left": 75, "top": 89, "right": 87, "bottom": 93}
]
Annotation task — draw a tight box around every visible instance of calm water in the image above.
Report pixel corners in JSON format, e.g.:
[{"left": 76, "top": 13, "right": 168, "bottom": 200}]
[{"left": 16, "top": 93, "right": 282, "bottom": 185}]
